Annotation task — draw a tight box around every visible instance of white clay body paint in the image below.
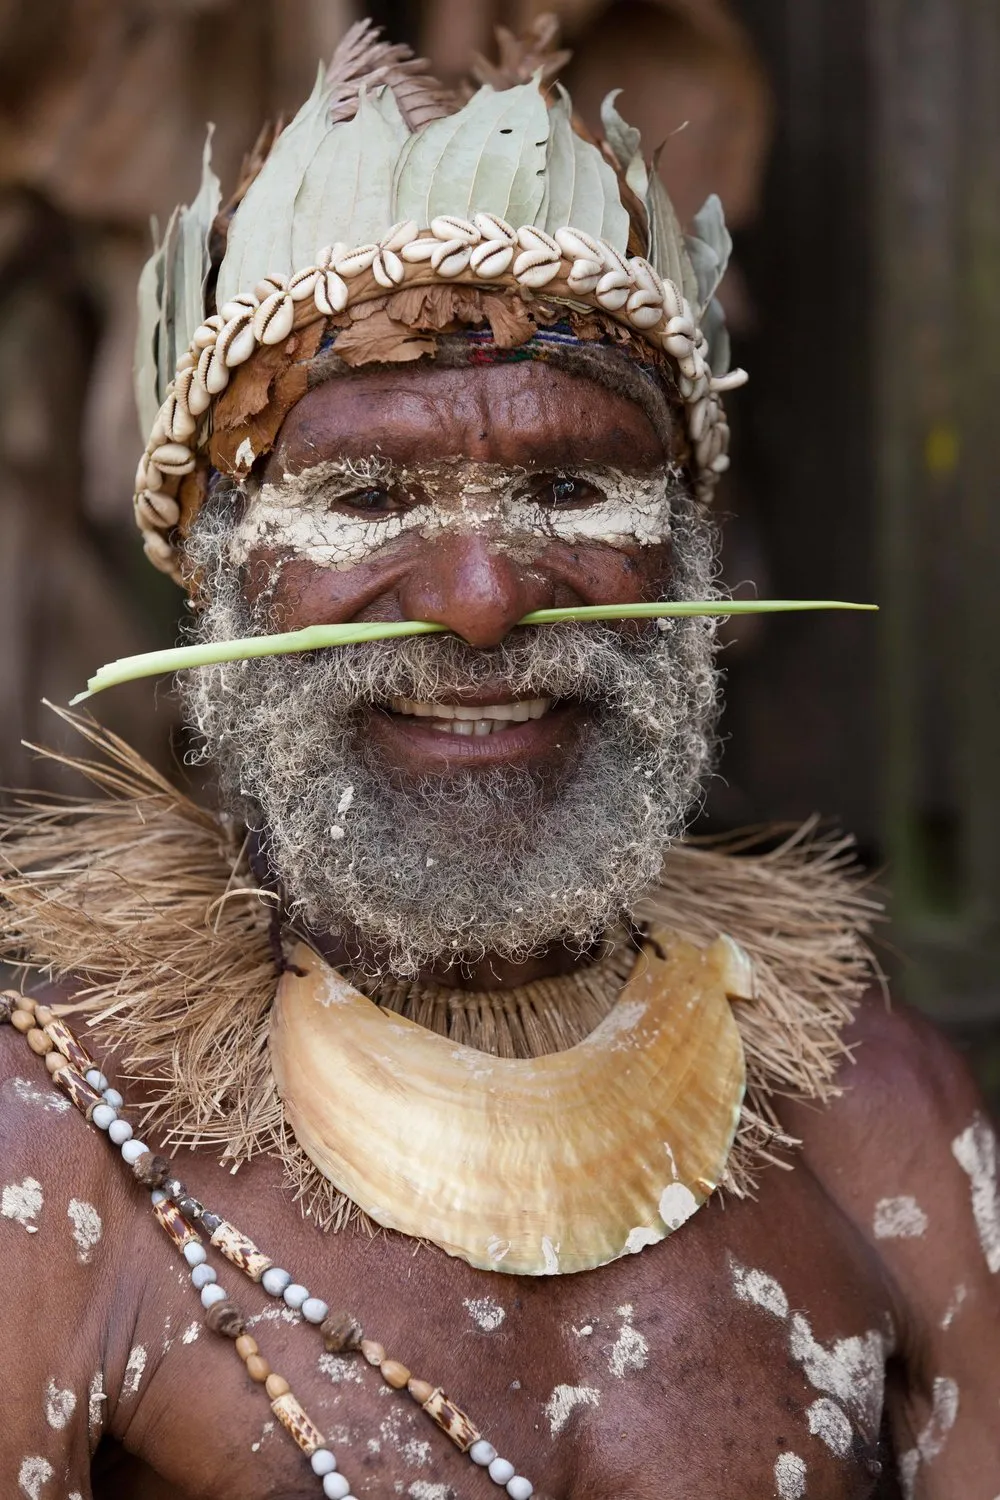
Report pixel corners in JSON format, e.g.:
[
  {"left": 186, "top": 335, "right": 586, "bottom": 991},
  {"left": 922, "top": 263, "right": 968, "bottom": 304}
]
[
  {"left": 898, "top": 1376, "right": 960, "bottom": 1498},
  {"left": 2, "top": 1176, "right": 43, "bottom": 1233},
  {"left": 940, "top": 1284, "right": 967, "bottom": 1330},
  {"left": 731, "top": 1262, "right": 790, "bottom": 1321},
  {"left": 87, "top": 1371, "right": 106, "bottom": 1438},
  {"left": 17, "top": 1457, "right": 54, "bottom": 1500},
  {"left": 608, "top": 1303, "right": 648, "bottom": 1378},
  {"left": 230, "top": 458, "right": 678, "bottom": 573},
  {"left": 951, "top": 1116, "right": 1000, "bottom": 1272},
  {"left": 462, "top": 1295, "right": 506, "bottom": 1332},
  {"left": 67, "top": 1198, "right": 102, "bottom": 1263},
  {"left": 8, "top": 1077, "right": 70, "bottom": 1113},
  {"left": 122, "top": 1345, "right": 147, "bottom": 1398},
  {"left": 544, "top": 1383, "right": 601, "bottom": 1436},
  {"left": 774, "top": 1452, "right": 807, "bottom": 1498},
  {"left": 407, "top": 1483, "right": 453, "bottom": 1500},
  {"left": 44, "top": 1378, "right": 76, "bottom": 1430},
  {"left": 181, "top": 1320, "right": 201, "bottom": 1344},
  {"left": 807, "top": 1396, "right": 853, "bottom": 1457},
  {"left": 873, "top": 1195, "right": 928, "bottom": 1240}
]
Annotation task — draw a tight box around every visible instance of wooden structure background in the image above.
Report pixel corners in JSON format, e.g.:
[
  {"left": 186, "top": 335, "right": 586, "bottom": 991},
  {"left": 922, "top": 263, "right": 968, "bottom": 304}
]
[{"left": 0, "top": 0, "right": 997, "bottom": 1096}]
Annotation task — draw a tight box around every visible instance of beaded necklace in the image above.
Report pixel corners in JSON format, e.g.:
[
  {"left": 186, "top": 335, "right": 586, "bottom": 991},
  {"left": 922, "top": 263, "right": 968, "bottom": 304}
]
[{"left": 0, "top": 991, "right": 536, "bottom": 1500}]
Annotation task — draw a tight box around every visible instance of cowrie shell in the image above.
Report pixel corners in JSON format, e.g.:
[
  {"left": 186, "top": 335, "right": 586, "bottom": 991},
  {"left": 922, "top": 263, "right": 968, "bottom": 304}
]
[
  {"left": 595, "top": 272, "right": 631, "bottom": 310},
  {"left": 253, "top": 274, "right": 288, "bottom": 300},
  {"left": 400, "top": 237, "right": 437, "bottom": 263},
  {"left": 470, "top": 241, "right": 514, "bottom": 278},
  {"left": 136, "top": 490, "right": 181, "bottom": 529},
  {"left": 372, "top": 248, "right": 405, "bottom": 288},
  {"left": 252, "top": 290, "right": 294, "bottom": 345},
  {"left": 661, "top": 279, "right": 684, "bottom": 320},
  {"left": 629, "top": 257, "right": 664, "bottom": 299},
  {"left": 143, "top": 531, "right": 175, "bottom": 567},
  {"left": 135, "top": 453, "right": 163, "bottom": 493},
  {"left": 381, "top": 220, "right": 420, "bottom": 252},
  {"left": 711, "top": 452, "right": 731, "bottom": 474},
  {"left": 666, "top": 314, "right": 696, "bottom": 339},
  {"left": 627, "top": 297, "right": 665, "bottom": 330},
  {"left": 197, "top": 341, "right": 230, "bottom": 395},
  {"left": 513, "top": 250, "right": 560, "bottom": 288},
  {"left": 599, "top": 241, "right": 630, "bottom": 275},
  {"left": 688, "top": 397, "right": 712, "bottom": 443},
  {"left": 218, "top": 294, "right": 258, "bottom": 320},
  {"left": 664, "top": 332, "right": 694, "bottom": 360},
  {"left": 431, "top": 215, "right": 479, "bottom": 245},
  {"left": 473, "top": 212, "right": 516, "bottom": 244},
  {"left": 516, "top": 225, "right": 560, "bottom": 259},
  {"left": 334, "top": 245, "right": 378, "bottom": 278},
  {"left": 187, "top": 372, "right": 212, "bottom": 416},
  {"left": 150, "top": 441, "right": 196, "bottom": 476},
  {"left": 566, "top": 256, "right": 603, "bottom": 291},
  {"left": 175, "top": 350, "right": 196, "bottom": 374},
  {"left": 555, "top": 226, "right": 604, "bottom": 262},
  {"left": 219, "top": 311, "right": 257, "bottom": 368},
  {"left": 315, "top": 243, "right": 347, "bottom": 269},
  {"left": 192, "top": 316, "right": 224, "bottom": 349},
  {"left": 711, "top": 369, "right": 749, "bottom": 392},
  {"left": 315, "top": 269, "right": 348, "bottom": 316},
  {"left": 288, "top": 268, "right": 319, "bottom": 302},
  {"left": 430, "top": 239, "right": 470, "bottom": 275},
  {"left": 161, "top": 392, "right": 196, "bottom": 442}
]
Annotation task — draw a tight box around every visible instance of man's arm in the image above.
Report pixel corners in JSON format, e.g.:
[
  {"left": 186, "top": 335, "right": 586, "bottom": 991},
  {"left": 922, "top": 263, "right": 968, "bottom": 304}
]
[
  {"left": 0, "top": 1026, "right": 134, "bottom": 1496},
  {"left": 784, "top": 997, "right": 1000, "bottom": 1497}
]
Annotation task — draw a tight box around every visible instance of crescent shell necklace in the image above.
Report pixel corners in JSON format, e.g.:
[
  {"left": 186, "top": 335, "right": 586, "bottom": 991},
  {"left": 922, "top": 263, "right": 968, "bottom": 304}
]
[{"left": 270, "top": 930, "right": 751, "bottom": 1275}]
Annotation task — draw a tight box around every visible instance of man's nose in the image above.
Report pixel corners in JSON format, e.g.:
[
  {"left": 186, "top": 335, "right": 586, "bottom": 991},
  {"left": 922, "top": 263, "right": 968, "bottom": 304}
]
[{"left": 397, "top": 535, "right": 556, "bottom": 648}]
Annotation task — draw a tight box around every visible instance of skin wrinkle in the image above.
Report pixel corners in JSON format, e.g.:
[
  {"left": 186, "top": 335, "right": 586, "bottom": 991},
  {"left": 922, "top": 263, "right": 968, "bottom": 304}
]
[{"left": 228, "top": 457, "right": 682, "bottom": 574}]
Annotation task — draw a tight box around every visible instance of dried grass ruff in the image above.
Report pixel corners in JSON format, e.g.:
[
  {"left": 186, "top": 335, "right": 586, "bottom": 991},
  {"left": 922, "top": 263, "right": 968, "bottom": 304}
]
[{"left": 0, "top": 714, "right": 881, "bottom": 1233}]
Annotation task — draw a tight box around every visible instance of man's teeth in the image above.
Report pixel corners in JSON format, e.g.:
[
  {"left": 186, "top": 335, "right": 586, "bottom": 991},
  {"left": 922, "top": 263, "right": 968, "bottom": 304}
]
[{"left": 388, "top": 697, "right": 552, "bottom": 735}]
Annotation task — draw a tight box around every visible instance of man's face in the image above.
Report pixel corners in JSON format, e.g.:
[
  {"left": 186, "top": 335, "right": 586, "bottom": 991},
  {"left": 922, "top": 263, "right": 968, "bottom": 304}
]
[{"left": 184, "top": 360, "right": 720, "bottom": 977}]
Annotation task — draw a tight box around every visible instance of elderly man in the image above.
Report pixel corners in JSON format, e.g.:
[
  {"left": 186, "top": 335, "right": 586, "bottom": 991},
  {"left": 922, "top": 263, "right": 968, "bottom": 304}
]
[{"left": 0, "top": 19, "right": 997, "bottom": 1500}]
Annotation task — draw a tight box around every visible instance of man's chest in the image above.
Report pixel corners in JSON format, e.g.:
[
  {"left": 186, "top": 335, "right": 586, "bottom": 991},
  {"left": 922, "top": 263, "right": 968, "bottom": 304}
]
[{"left": 112, "top": 1160, "right": 897, "bottom": 1500}]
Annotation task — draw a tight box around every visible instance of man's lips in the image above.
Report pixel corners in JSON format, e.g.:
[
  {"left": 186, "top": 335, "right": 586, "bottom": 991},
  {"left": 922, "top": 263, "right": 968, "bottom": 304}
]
[{"left": 367, "top": 694, "right": 580, "bottom": 769}]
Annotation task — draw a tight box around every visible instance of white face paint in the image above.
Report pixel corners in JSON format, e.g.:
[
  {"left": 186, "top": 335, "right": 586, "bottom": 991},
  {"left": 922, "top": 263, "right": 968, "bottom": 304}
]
[
  {"left": 181, "top": 1320, "right": 201, "bottom": 1344},
  {"left": 44, "top": 1379, "right": 76, "bottom": 1431},
  {"left": 873, "top": 1195, "right": 928, "bottom": 1240},
  {"left": 1, "top": 1177, "right": 42, "bottom": 1233},
  {"left": 774, "top": 1452, "right": 807, "bottom": 1499},
  {"left": 229, "top": 457, "right": 678, "bottom": 573},
  {"left": 67, "top": 1199, "right": 102, "bottom": 1263},
  {"left": 544, "top": 1383, "right": 601, "bottom": 1437},
  {"left": 731, "top": 1262, "right": 790, "bottom": 1321},
  {"left": 807, "top": 1396, "right": 853, "bottom": 1457},
  {"left": 951, "top": 1116, "right": 1000, "bottom": 1272}
]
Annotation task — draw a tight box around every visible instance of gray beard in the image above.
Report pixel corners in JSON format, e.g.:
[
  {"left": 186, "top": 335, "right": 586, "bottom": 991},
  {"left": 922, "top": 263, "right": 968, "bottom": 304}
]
[{"left": 181, "top": 501, "right": 721, "bottom": 979}]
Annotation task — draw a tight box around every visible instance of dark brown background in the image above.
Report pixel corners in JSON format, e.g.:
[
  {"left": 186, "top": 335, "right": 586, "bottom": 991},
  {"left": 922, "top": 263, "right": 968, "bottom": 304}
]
[{"left": 1, "top": 0, "right": 997, "bottom": 1100}]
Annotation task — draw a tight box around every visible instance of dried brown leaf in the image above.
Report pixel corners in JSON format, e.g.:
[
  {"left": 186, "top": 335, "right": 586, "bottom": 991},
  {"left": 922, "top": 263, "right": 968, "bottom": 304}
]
[
  {"left": 333, "top": 310, "right": 436, "bottom": 367},
  {"left": 471, "top": 14, "right": 572, "bottom": 91},
  {"left": 325, "top": 18, "right": 457, "bottom": 130}
]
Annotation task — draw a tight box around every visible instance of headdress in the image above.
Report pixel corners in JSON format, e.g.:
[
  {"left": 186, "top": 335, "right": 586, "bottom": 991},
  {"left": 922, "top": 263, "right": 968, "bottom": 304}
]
[{"left": 132, "top": 18, "right": 746, "bottom": 585}]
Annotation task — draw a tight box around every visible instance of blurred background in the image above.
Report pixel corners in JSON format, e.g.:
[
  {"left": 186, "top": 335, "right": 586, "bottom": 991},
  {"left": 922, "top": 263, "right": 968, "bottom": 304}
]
[{"left": 0, "top": 0, "right": 997, "bottom": 1102}]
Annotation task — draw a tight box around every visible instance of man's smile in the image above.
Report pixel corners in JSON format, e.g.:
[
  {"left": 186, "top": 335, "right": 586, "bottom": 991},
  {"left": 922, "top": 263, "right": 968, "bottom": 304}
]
[
  {"left": 386, "top": 694, "right": 555, "bottom": 734},
  {"left": 371, "top": 693, "right": 579, "bottom": 769}
]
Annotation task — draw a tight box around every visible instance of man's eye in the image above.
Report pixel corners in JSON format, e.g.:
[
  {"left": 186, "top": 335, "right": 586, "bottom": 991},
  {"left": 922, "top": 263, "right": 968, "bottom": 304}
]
[
  {"left": 335, "top": 487, "right": 400, "bottom": 514},
  {"left": 542, "top": 475, "right": 600, "bottom": 507}
]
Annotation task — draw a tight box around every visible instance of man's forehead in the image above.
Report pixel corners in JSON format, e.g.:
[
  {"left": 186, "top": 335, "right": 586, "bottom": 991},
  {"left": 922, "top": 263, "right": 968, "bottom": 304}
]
[{"left": 268, "top": 360, "right": 668, "bottom": 478}]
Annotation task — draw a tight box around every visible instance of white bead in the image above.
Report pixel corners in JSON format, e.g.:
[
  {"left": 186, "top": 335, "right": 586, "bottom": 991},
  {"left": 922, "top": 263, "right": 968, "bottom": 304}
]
[
  {"left": 489, "top": 1457, "right": 516, "bottom": 1485},
  {"left": 121, "top": 1139, "right": 149, "bottom": 1164},
  {"left": 261, "top": 1267, "right": 291, "bottom": 1297},
  {"left": 102, "top": 1087, "right": 124, "bottom": 1109},
  {"left": 191, "top": 1264, "right": 216, "bottom": 1289},
  {"left": 470, "top": 1440, "right": 497, "bottom": 1466},
  {"left": 183, "top": 1241, "right": 207, "bottom": 1267},
  {"left": 200, "top": 1282, "right": 227, "bottom": 1308},
  {"left": 301, "top": 1297, "right": 329, "bottom": 1324},
  {"left": 323, "top": 1473, "right": 351, "bottom": 1500},
  {"left": 108, "top": 1119, "right": 133, "bottom": 1146},
  {"left": 91, "top": 1104, "right": 117, "bottom": 1130},
  {"left": 150, "top": 1189, "right": 167, "bottom": 1206},
  {"left": 86, "top": 1069, "right": 108, "bottom": 1091},
  {"left": 283, "top": 1283, "right": 309, "bottom": 1311},
  {"left": 311, "top": 1449, "right": 337, "bottom": 1476},
  {"left": 507, "top": 1479, "right": 533, "bottom": 1499}
]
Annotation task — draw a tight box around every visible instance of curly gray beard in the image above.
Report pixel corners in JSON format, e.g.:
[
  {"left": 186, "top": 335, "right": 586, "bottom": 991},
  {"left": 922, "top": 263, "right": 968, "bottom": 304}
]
[{"left": 181, "top": 498, "right": 721, "bottom": 979}]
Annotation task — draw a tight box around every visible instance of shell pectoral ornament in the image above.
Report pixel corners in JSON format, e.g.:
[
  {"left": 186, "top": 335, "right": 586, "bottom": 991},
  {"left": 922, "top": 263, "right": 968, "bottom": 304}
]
[{"left": 270, "top": 933, "right": 749, "bottom": 1275}]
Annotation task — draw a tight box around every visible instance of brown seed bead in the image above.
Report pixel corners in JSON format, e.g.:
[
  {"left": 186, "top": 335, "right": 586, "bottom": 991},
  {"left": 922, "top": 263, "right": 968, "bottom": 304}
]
[
  {"left": 407, "top": 1378, "right": 435, "bottom": 1405},
  {"left": 11, "top": 1010, "right": 35, "bottom": 1034},
  {"left": 320, "top": 1311, "right": 363, "bottom": 1353},
  {"left": 27, "top": 1027, "right": 53, "bottom": 1055},
  {"left": 133, "top": 1152, "right": 171, "bottom": 1189},
  {"left": 45, "top": 1051, "right": 67, "bottom": 1076},
  {"left": 11, "top": 994, "right": 35, "bottom": 1015},
  {"left": 245, "top": 1355, "right": 271, "bottom": 1383},
  {"left": 380, "top": 1360, "right": 410, "bottom": 1390},
  {"left": 204, "top": 1299, "right": 245, "bottom": 1338},
  {"left": 265, "top": 1373, "right": 290, "bottom": 1400},
  {"left": 235, "top": 1335, "right": 258, "bottom": 1362},
  {"left": 33, "top": 1004, "right": 54, "bottom": 1027},
  {"left": 360, "top": 1339, "right": 385, "bottom": 1367},
  {"left": 0, "top": 994, "right": 15, "bottom": 1025}
]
